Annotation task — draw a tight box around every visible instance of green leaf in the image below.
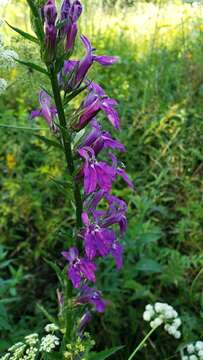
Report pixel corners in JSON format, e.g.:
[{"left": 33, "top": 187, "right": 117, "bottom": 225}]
[
  {"left": 34, "top": 134, "right": 63, "bottom": 150},
  {"left": 64, "top": 84, "right": 89, "bottom": 105},
  {"left": 26, "top": 0, "right": 44, "bottom": 42},
  {"left": 6, "top": 22, "right": 39, "bottom": 44},
  {"left": 46, "top": 354, "right": 62, "bottom": 360},
  {"left": 87, "top": 346, "right": 124, "bottom": 360},
  {"left": 44, "top": 258, "right": 65, "bottom": 288},
  {"left": 135, "top": 258, "right": 163, "bottom": 274},
  {"left": 15, "top": 58, "right": 49, "bottom": 76},
  {"left": 36, "top": 303, "right": 56, "bottom": 324}
]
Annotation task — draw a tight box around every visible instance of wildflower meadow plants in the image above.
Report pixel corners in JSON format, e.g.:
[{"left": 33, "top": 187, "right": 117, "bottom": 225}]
[
  {"left": 3, "top": 0, "right": 133, "bottom": 358},
  {"left": 2, "top": 0, "right": 202, "bottom": 359}
]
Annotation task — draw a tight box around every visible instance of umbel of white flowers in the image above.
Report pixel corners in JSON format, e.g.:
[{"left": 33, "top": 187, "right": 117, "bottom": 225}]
[
  {"left": 0, "top": 324, "right": 60, "bottom": 360},
  {"left": 143, "top": 302, "right": 182, "bottom": 339},
  {"left": 0, "top": 19, "right": 18, "bottom": 95},
  {"left": 182, "top": 341, "right": 203, "bottom": 360}
]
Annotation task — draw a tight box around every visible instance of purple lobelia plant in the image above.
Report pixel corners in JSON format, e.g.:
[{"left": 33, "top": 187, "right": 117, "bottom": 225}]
[{"left": 8, "top": 0, "right": 133, "bottom": 357}]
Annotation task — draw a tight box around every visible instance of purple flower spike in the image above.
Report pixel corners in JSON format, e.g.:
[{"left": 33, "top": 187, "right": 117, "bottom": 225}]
[
  {"left": 78, "top": 147, "right": 116, "bottom": 194},
  {"left": 62, "top": 0, "right": 82, "bottom": 50},
  {"left": 30, "top": 90, "right": 57, "bottom": 131},
  {"left": 78, "top": 285, "right": 107, "bottom": 313},
  {"left": 62, "top": 247, "right": 97, "bottom": 288},
  {"left": 44, "top": 0, "right": 57, "bottom": 59}
]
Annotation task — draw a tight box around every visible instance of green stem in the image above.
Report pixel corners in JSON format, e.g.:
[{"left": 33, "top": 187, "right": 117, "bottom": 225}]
[
  {"left": 49, "top": 66, "right": 83, "bottom": 229},
  {"left": 128, "top": 326, "right": 158, "bottom": 360}
]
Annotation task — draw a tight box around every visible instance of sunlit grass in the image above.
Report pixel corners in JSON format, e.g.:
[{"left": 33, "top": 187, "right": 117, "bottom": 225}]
[{"left": 1, "top": 1, "right": 203, "bottom": 55}]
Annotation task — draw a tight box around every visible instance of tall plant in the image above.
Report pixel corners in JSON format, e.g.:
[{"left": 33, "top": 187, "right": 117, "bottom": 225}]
[{"left": 5, "top": 0, "right": 133, "bottom": 358}]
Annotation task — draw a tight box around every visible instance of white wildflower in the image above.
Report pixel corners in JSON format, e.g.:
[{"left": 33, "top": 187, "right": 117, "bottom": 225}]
[
  {"left": 143, "top": 310, "right": 152, "bottom": 321},
  {"left": 8, "top": 342, "right": 24, "bottom": 352},
  {"left": 0, "top": 49, "right": 18, "bottom": 69},
  {"left": 45, "top": 323, "right": 59, "bottom": 333},
  {"left": 187, "top": 344, "right": 195, "bottom": 354},
  {"left": 143, "top": 302, "right": 181, "bottom": 339},
  {"left": 0, "top": 354, "right": 11, "bottom": 360},
  {"left": 189, "top": 355, "right": 198, "bottom": 360},
  {"left": 25, "top": 333, "right": 39, "bottom": 346},
  {"left": 0, "top": 78, "right": 8, "bottom": 94},
  {"left": 196, "top": 342, "right": 203, "bottom": 351},
  {"left": 183, "top": 341, "right": 203, "bottom": 360},
  {"left": 40, "top": 334, "right": 60, "bottom": 353},
  {"left": 0, "top": 34, "right": 4, "bottom": 48}
]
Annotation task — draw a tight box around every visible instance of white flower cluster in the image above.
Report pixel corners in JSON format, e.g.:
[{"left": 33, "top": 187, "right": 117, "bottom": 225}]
[
  {"left": 182, "top": 341, "right": 203, "bottom": 360},
  {"left": 0, "top": 19, "right": 18, "bottom": 95},
  {"left": 44, "top": 323, "right": 59, "bottom": 333},
  {"left": 0, "top": 49, "right": 18, "bottom": 70},
  {"left": 0, "top": 326, "right": 60, "bottom": 360},
  {"left": 39, "top": 334, "right": 60, "bottom": 353},
  {"left": 0, "top": 78, "right": 8, "bottom": 95},
  {"left": 143, "top": 302, "right": 182, "bottom": 339}
]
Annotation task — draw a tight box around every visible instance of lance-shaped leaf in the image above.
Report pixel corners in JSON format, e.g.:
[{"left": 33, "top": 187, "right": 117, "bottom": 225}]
[
  {"left": 87, "top": 346, "right": 124, "bottom": 360},
  {"left": 34, "top": 134, "right": 63, "bottom": 150},
  {"left": 26, "top": 0, "right": 44, "bottom": 42},
  {"left": 15, "top": 58, "right": 49, "bottom": 76},
  {"left": 36, "top": 303, "right": 57, "bottom": 324},
  {"left": 6, "top": 22, "right": 39, "bottom": 44},
  {"left": 64, "top": 83, "right": 89, "bottom": 105},
  {"left": 44, "top": 258, "right": 66, "bottom": 289}
]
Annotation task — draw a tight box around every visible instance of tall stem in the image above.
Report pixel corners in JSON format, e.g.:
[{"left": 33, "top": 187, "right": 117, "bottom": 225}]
[
  {"left": 49, "top": 66, "right": 83, "bottom": 229},
  {"left": 128, "top": 326, "right": 158, "bottom": 360}
]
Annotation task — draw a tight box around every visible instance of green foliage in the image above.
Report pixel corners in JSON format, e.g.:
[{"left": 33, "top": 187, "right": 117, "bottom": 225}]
[{"left": 0, "top": 0, "right": 203, "bottom": 359}]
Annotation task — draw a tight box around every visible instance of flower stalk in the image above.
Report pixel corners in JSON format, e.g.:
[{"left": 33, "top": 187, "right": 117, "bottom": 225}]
[
  {"left": 49, "top": 64, "right": 83, "bottom": 229},
  {"left": 128, "top": 326, "right": 158, "bottom": 360}
]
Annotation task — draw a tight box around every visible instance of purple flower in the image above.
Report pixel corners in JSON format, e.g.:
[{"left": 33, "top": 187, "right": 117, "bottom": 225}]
[
  {"left": 84, "top": 192, "right": 128, "bottom": 237},
  {"left": 103, "top": 194, "right": 128, "bottom": 236},
  {"left": 60, "top": 0, "right": 71, "bottom": 22},
  {"left": 72, "top": 82, "right": 120, "bottom": 130},
  {"left": 77, "top": 146, "right": 133, "bottom": 194},
  {"left": 88, "top": 82, "right": 120, "bottom": 129},
  {"left": 73, "top": 95, "right": 101, "bottom": 130},
  {"left": 62, "top": 35, "right": 118, "bottom": 90},
  {"left": 77, "top": 285, "right": 107, "bottom": 312},
  {"left": 60, "top": 0, "right": 82, "bottom": 50},
  {"left": 82, "top": 212, "right": 116, "bottom": 260},
  {"left": 75, "top": 35, "right": 118, "bottom": 85},
  {"left": 77, "top": 146, "right": 116, "bottom": 194},
  {"left": 30, "top": 90, "right": 57, "bottom": 131},
  {"left": 44, "top": 0, "right": 57, "bottom": 59},
  {"left": 82, "top": 194, "right": 126, "bottom": 269},
  {"left": 44, "top": 0, "right": 57, "bottom": 25},
  {"left": 80, "top": 119, "right": 125, "bottom": 155},
  {"left": 110, "top": 153, "right": 134, "bottom": 189},
  {"left": 77, "top": 311, "right": 92, "bottom": 335},
  {"left": 62, "top": 247, "right": 97, "bottom": 288},
  {"left": 111, "top": 242, "right": 123, "bottom": 269}
]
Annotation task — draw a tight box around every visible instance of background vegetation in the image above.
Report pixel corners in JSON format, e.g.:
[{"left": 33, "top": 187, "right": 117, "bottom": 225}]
[{"left": 0, "top": 0, "right": 203, "bottom": 359}]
